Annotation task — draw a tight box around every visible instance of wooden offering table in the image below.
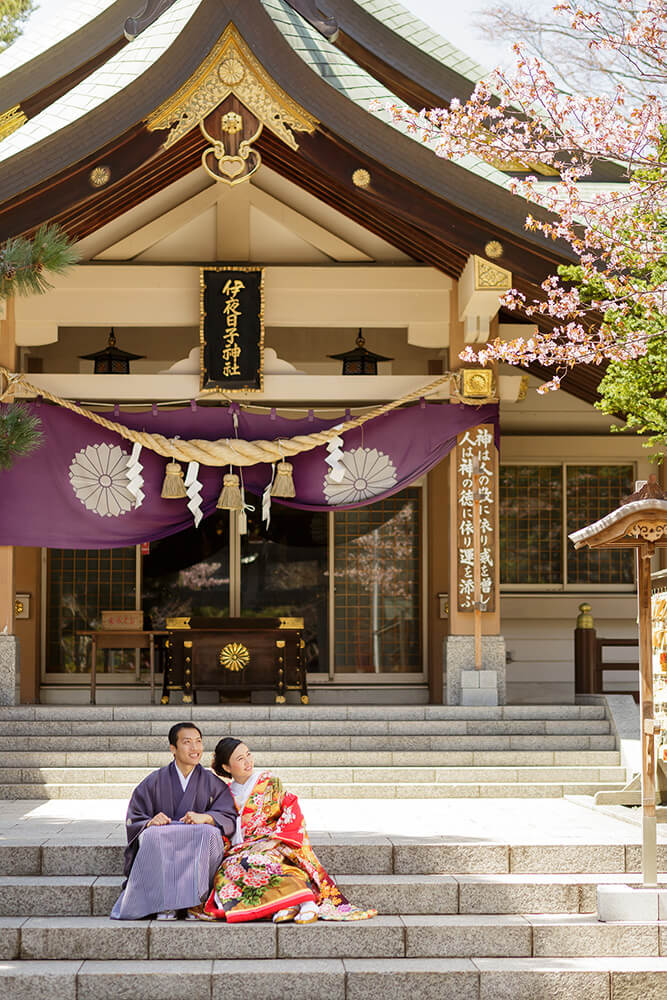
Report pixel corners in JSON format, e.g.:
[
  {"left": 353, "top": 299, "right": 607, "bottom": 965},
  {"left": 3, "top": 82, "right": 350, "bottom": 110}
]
[
  {"left": 77, "top": 630, "right": 168, "bottom": 705},
  {"left": 163, "top": 617, "right": 307, "bottom": 705}
]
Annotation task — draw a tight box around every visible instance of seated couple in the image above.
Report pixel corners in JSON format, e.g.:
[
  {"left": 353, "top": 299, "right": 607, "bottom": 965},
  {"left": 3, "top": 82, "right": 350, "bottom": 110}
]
[{"left": 112, "top": 723, "right": 376, "bottom": 924}]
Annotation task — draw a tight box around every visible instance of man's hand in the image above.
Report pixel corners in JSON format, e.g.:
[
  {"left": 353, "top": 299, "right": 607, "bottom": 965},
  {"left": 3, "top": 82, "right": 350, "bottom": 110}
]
[
  {"left": 147, "top": 812, "right": 171, "bottom": 827},
  {"left": 180, "top": 811, "right": 214, "bottom": 825}
]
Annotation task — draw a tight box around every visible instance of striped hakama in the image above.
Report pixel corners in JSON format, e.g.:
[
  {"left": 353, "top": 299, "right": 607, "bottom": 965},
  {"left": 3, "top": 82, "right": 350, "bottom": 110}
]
[{"left": 111, "top": 822, "right": 225, "bottom": 919}]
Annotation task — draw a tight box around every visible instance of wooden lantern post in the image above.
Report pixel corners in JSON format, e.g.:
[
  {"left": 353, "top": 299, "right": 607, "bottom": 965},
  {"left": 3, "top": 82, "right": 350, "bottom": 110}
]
[{"left": 569, "top": 477, "right": 667, "bottom": 886}]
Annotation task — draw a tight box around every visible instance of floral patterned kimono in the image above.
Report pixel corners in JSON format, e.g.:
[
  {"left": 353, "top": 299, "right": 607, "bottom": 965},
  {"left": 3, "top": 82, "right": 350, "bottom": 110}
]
[{"left": 203, "top": 770, "right": 377, "bottom": 923}]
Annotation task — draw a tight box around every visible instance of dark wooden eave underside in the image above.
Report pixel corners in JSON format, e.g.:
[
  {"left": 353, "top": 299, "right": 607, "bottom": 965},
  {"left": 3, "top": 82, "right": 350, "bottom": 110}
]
[{"left": 0, "top": 117, "right": 564, "bottom": 287}]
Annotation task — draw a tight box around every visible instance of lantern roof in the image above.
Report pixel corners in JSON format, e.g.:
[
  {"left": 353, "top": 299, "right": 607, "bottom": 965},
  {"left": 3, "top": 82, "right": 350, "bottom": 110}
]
[
  {"left": 328, "top": 332, "right": 393, "bottom": 363},
  {"left": 79, "top": 329, "right": 145, "bottom": 363},
  {"left": 569, "top": 477, "right": 667, "bottom": 551}
]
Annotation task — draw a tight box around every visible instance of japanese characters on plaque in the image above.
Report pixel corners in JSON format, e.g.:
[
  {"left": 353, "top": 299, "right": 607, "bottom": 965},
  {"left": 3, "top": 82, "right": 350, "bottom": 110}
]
[
  {"left": 456, "top": 423, "right": 496, "bottom": 613},
  {"left": 200, "top": 267, "right": 264, "bottom": 392}
]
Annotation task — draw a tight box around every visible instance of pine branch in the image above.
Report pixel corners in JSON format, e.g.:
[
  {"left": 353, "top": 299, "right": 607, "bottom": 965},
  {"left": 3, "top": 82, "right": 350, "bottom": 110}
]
[
  {"left": 0, "top": 224, "right": 80, "bottom": 299},
  {"left": 0, "top": 404, "right": 43, "bottom": 470}
]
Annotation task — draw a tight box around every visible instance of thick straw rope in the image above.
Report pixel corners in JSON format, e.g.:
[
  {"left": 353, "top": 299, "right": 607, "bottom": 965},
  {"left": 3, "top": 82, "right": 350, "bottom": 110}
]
[{"left": 0, "top": 367, "right": 455, "bottom": 467}]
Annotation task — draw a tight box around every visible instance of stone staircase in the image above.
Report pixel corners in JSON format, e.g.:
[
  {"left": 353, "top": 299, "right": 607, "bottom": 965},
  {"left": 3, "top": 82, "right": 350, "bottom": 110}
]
[
  {"left": 1, "top": 837, "right": 666, "bottom": 998},
  {"left": 1, "top": 703, "right": 666, "bottom": 997},
  {"left": 0, "top": 703, "right": 624, "bottom": 799}
]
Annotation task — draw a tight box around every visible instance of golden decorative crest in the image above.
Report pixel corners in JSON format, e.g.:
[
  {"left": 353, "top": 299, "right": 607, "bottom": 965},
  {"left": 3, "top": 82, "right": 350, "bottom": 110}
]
[
  {"left": 89, "top": 165, "right": 112, "bottom": 188},
  {"left": 484, "top": 240, "right": 503, "bottom": 259},
  {"left": 0, "top": 105, "right": 27, "bottom": 142},
  {"left": 219, "top": 642, "right": 250, "bottom": 672},
  {"left": 352, "top": 169, "right": 371, "bottom": 188},
  {"left": 220, "top": 111, "right": 243, "bottom": 134},
  {"left": 146, "top": 23, "right": 317, "bottom": 153},
  {"left": 462, "top": 368, "right": 494, "bottom": 398},
  {"left": 474, "top": 256, "right": 512, "bottom": 291}
]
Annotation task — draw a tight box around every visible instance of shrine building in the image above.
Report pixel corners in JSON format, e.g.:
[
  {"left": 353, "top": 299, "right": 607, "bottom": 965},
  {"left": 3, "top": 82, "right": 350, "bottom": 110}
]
[{"left": 0, "top": 0, "right": 646, "bottom": 707}]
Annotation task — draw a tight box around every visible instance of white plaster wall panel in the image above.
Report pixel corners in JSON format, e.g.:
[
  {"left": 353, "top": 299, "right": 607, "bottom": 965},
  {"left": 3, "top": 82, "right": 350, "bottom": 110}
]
[
  {"left": 14, "top": 265, "right": 451, "bottom": 346},
  {"left": 249, "top": 207, "right": 331, "bottom": 263},
  {"left": 501, "top": 595, "right": 638, "bottom": 688},
  {"left": 135, "top": 207, "right": 217, "bottom": 262}
]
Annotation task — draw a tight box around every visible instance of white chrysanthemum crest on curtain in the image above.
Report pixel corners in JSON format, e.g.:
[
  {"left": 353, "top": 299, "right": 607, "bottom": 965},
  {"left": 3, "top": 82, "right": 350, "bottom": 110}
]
[
  {"left": 323, "top": 447, "right": 397, "bottom": 505},
  {"left": 69, "top": 443, "right": 140, "bottom": 518}
]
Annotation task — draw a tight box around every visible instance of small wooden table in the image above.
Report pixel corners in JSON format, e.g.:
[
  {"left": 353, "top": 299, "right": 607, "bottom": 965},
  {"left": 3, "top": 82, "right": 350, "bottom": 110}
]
[{"left": 77, "top": 630, "right": 168, "bottom": 705}]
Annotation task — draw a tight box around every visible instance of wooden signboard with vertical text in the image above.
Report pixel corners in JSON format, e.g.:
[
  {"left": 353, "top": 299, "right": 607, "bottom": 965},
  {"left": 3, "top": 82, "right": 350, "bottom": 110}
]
[
  {"left": 456, "top": 423, "right": 496, "bottom": 613},
  {"left": 200, "top": 266, "right": 264, "bottom": 393}
]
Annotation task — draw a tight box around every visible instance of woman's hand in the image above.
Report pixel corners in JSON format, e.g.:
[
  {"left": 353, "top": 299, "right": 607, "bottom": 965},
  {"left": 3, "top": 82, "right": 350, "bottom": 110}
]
[{"left": 180, "top": 811, "right": 214, "bottom": 825}]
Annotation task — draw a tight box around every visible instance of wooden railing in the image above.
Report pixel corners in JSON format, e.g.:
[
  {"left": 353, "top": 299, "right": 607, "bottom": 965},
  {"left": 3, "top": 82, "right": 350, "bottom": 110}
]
[{"left": 574, "top": 603, "right": 639, "bottom": 695}]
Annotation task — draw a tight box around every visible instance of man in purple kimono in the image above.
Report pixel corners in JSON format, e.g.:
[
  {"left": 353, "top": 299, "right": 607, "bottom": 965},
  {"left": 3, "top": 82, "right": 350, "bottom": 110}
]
[{"left": 111, "top": 722, "right": 237, "bottom": 920}]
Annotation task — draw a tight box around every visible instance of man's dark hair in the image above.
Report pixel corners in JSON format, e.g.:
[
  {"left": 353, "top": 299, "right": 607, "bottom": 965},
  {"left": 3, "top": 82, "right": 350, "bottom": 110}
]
[{"left": 168, "top": 722, "right": 203, "bottom": 747}]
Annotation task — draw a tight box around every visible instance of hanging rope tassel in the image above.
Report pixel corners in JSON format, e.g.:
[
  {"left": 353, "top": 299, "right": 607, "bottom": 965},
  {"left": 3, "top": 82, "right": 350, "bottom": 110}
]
[
  {"left": 161, "top": 460, "right": 187, "bottom": 499},
  {"left": 270, "top": 460, "right": 296, "bottom": 498},
  {"left": 217, "top": 472, "right": 244, "bottom": 511}
]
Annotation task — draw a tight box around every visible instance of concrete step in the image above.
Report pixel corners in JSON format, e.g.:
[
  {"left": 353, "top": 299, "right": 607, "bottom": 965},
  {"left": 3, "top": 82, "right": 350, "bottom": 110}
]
[
  {"left": 0, "top": 734, "right": 617, "bottom": 752},
  {"left": 0, "top": 780, "right": 626, "bottom": 800},
  {"left": 2, "top": 956, "right": 667, "bottom": 1000},
  {"left": 2, "top": 955, "right": 667, "bottom": 1000},
  {"left": 3, "top": 839, "right": 663, "bottom": 878},
  {"left": 0, "top": 765, "right": 627, "bottom": 784},
  {"left": 0, "top": 705, "right": 608, "bottom": 722},
  {"left": 1, "top": 873, "right": 664, "bottom": 918},
  {"left": 0, "top": 750, "right": 622, "bottom": 768},
  {"left": 0, "top": 914, "right": 664, "bottom": 962},
  {"left": 0, "top": 719, "right": 612, "bottom": 736}
]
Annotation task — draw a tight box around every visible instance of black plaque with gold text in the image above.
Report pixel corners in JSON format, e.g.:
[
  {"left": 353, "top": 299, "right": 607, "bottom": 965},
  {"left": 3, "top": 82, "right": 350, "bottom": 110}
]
[{"left": 200, "top": 266, "right": 264, "bottom": 392}]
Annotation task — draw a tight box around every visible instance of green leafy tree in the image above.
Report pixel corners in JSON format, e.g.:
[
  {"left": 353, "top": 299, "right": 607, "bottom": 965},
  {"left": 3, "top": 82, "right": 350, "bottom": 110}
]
[
  {"left": 0, "top": 0, "right": 36, "bottom": 52},
  {"left": 591, "top": 137, "right": 667, "bottom": 452}
]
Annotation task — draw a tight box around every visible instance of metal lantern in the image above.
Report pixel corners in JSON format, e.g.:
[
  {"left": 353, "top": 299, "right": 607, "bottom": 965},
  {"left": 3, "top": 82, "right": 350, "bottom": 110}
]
[
  {"left": 79, "top": 329, "right": 145, "bottom": 374},
  {"left": 328, "top": 329, "right": 392, "bottom": 375}
]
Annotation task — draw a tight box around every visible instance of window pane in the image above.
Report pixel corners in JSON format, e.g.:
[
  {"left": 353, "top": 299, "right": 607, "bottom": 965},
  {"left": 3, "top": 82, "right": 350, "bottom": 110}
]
[
  {"left": 46, "top": 547, "right": 137, "bottom": 673},
  {"left": 241, "top": 504, "right": 329, "bottom": 674},
  {"left": 142, "top": 512, "right": 230, "bottom": 626},
  {"left": 566, "top": 465, "right": 634, "bottom": 584},
  {"left": 333, "top": 488, "right": 421, "bottom": 673},
  {"left": 499, "top": 466, "right": 562, "bottom": 584}
]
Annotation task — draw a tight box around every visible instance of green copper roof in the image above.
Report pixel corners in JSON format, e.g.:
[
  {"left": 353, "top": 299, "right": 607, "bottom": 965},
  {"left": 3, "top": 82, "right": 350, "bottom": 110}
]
[
  {"left": 261, "top": 0, "right": 512, "bottom": 191},
  {"left": 354, "top": 0, "right": 489, "bottom": 83}
]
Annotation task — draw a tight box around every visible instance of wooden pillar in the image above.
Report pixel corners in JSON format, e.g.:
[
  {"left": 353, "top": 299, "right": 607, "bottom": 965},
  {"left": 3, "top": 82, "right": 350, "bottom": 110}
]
[
  {"left": 427, "top": 457, "right": 449, "bottom": 703},
  {"left": 637, "top": 544, "right": 657, "bottom": 886},
  {"left": 0, "top": 298, "right": 16, "bottom": 639}
]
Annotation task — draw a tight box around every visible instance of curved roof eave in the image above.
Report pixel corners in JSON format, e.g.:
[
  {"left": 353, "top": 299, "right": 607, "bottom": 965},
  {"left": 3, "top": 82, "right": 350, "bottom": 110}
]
[
  {"left": 0, "top": 0, "right": 138, "bottom": 112},
  {"left": 0, "top": 0, "right": 572, "bottom": 264},
  {"left": 327, "top": 0, "right": 483, "bottom": 103}
]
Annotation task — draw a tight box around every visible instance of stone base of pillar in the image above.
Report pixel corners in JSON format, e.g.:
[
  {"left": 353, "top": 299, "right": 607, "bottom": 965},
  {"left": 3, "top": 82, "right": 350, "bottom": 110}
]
[
  {"left": 0, "top": 634, "right": 18, "bottom": 706},
  {"left": 460, "top": 669, "right": 499, "bottom": 706},
  {"left": 443, "top": 635, "right": 506, "bottom": 705}
]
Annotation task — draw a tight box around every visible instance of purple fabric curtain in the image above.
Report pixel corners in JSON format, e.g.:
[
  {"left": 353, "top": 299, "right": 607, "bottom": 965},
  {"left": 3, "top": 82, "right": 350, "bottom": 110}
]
[{"left": 0, "top": 400, "right": 498, "bottom": 548}]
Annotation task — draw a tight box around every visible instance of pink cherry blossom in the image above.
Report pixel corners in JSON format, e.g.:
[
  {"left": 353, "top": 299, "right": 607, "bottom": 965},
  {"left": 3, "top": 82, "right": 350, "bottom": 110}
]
[{"left": 384, "top": 2, "right": 666, "bottom": 386}]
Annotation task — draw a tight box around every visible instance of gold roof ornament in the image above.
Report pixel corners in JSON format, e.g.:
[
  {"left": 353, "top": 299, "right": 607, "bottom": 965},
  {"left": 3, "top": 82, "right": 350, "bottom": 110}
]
[
  {"left": 0, "top": 105, "right": 27, "bottom": 142},
  {"left": 146, "top": 23, "right": 318, "bottom": 152}
]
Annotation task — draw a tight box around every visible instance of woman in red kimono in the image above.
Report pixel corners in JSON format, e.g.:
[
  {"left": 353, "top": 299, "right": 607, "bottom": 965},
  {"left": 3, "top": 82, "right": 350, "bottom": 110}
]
[{"left": 203, "top": 737, "right": 377, "bottom": 924}]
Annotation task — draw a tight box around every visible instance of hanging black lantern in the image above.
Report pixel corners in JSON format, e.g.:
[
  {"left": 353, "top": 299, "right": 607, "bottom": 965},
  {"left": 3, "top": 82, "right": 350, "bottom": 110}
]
[
  {"left": 328, "top": 329, "right": 392, "bottom": 375},
  {"left": 79, "top": 329, "right": 145, "bottom": 374}
]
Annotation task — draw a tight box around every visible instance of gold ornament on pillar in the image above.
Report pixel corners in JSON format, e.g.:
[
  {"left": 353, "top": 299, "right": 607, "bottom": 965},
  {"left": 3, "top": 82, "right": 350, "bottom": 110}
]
[
  {"left": 161, "top": 460, "right": 187, "bottom": 498},
  {"left": 217, "top": 472, "right": 244, "bottom": 510}
]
